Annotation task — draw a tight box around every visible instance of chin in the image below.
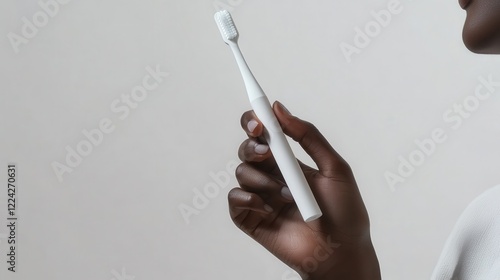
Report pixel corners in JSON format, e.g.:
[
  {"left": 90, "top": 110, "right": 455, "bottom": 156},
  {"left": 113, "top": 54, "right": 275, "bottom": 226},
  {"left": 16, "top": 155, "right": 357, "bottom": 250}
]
[
  {"left": 462, "top": 27, "right": 500, "bottom": 54},
  {"left": 462, "top": 1, "right": 500, "bottom": 54}
]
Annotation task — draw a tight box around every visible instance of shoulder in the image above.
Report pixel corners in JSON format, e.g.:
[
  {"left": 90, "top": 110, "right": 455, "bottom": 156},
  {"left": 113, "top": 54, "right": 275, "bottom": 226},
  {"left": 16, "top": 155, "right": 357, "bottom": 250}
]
[
  {"left": 460, "top": 184, "right": 500, "bottom": 217},
  {"left": 432, "top": 185, "right": 500, "bottom": 279},
  {"left": 452, "top": 184, "right": 500, "bottom": 236}
]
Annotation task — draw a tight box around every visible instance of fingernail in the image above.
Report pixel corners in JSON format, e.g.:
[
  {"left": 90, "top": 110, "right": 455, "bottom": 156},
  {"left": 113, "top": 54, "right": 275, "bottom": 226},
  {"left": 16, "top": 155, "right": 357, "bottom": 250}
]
[
  {"left": 264, "top": 204, "right": 273, "bottom": 213},
  {"left": 278, "top": 102, "right": 292, "bottom": 116},
  {"left": 247, "top": 120, "right": 259, "bottom": 133},
  {"left": 281, "top": 187, "right": 294, "bottom": 201},
  {"left": 254, "top": 144, "right": 269, "bottom": 155}
]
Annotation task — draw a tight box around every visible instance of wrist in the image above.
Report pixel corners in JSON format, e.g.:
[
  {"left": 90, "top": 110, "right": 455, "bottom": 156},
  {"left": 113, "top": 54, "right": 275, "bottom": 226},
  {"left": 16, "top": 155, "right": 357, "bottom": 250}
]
[{"left": 307, "top": 240, "right": 381, "bottom": 280}]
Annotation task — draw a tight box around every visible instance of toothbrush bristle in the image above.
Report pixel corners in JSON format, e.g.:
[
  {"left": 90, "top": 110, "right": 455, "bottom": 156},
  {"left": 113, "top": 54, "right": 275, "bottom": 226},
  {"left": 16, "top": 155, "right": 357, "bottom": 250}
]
[{"left": 214, "top": 10, "right": 238, "bottom": 41}]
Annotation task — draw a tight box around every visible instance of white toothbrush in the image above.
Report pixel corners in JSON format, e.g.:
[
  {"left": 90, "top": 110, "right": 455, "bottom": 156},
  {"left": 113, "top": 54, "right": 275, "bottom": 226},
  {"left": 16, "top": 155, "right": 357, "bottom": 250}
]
[{"left": 214, "top": 10, "right": 322, "bottom": 222}]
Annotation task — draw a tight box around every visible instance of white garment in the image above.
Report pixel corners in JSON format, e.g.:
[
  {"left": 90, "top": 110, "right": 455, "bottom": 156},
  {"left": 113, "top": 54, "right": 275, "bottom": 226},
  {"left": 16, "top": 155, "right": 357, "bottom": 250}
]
[{"left": 432, "top": 185, "right": 500, "bottom": 280}]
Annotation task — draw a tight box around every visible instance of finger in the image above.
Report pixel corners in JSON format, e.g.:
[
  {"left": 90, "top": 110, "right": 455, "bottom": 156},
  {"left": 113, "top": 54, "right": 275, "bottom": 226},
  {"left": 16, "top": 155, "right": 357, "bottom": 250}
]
[
  {"left": 272, "top": 101, "right": 354, "bottom": 180},
  {"left": 235, "top": 163, "right": 294, "bottom": 202},
  {"left": 237, "top": 138, "right": 271, "bottom": 162},
  {"left": 237, "top": 138, "right": 283, "bottom": 174},
  {"left": 228, "top": 188, "right": 273, "bottom": 232},
  {"left": 237, "top": 137, "right": 321, "bottom": 181},
  {"left": 240, "top": 110, "right": 265, "bottom": 140}
]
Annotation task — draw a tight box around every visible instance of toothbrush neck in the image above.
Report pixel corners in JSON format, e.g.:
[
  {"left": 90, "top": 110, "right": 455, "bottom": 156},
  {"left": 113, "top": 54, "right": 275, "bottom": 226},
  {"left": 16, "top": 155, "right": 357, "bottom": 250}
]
[{"left": 229, "top": 42, "right": 266, "bottom": 102}]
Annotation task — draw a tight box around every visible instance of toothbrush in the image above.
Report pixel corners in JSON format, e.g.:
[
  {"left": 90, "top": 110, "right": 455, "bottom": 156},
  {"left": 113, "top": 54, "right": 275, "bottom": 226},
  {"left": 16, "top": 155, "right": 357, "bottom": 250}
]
[{"left": 214, "top": 10, "right": 322, "bottom": 222}]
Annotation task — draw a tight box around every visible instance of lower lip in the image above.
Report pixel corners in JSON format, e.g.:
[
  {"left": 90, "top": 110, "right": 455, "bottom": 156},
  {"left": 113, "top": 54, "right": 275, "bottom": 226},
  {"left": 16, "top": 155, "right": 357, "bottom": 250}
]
[{"left": 459, "top": 0, "right": 472, "bottom": 9}]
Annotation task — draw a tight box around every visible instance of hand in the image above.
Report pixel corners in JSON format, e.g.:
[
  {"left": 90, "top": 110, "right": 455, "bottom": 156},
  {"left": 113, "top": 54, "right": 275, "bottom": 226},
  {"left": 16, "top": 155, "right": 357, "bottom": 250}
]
[{"left": 228, "top": 101, "right": 381, "bottom": 280}]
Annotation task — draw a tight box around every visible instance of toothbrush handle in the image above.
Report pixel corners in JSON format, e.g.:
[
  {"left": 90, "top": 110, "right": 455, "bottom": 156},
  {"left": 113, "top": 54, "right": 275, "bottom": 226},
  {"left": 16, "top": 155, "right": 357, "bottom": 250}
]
[{"left": 251, "top": 96, "right": 322, "bottom": 222}]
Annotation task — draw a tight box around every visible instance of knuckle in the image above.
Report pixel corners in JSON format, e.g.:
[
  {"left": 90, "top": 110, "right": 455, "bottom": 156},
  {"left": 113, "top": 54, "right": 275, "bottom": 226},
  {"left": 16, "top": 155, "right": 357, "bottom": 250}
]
[
  {"left": 238, "top": 139, "right": 254, "bottom": 161},
  {"left": 336, "top": 158, "right": 352, "bottom": 173},
  {"left": 227, "top": 187, "right": 241, "bottom": 201},
  {"left": 237, "top": 141, "right": 247, "bottom": 160},
  {"left": 303, "top": 121, "right": 319, "bottom": 133},
  {"left": 295, "top": 121, "right": 320, "bottom": 145},
  {"left": 300, "top": 128, "right": 316, "bottom": 151},
  {"left": 330, "top": 158, "right": 355, "bottom": 180},
  {"left": 235, "top": 163, "right": 249, "bottom": 178}
]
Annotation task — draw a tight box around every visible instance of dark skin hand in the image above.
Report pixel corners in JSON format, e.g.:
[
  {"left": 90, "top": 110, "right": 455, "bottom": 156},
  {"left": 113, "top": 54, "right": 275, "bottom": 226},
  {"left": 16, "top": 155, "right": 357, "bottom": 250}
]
[{"left": 229, "top": 101, "right": 381, "bottom": 279}]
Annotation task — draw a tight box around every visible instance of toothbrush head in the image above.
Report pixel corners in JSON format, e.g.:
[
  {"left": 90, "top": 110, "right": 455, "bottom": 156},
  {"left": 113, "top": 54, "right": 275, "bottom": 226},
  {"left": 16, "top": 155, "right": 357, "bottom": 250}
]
[{"left": 214, "top": 10, "right": 239, "bottom": 43}]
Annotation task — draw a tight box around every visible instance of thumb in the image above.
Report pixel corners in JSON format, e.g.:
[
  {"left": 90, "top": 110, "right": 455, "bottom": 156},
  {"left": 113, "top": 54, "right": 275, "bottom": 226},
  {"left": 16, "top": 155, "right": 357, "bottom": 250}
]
[{"left": 272, "top": 101, "right": 352, "bottom": 180}]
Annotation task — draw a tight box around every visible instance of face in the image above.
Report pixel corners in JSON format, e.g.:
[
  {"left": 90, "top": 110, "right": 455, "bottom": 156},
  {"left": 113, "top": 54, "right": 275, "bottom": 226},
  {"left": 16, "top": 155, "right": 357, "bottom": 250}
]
[{"left": 460, "top": 0, "right": 500, "bottom": 54}]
